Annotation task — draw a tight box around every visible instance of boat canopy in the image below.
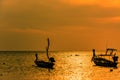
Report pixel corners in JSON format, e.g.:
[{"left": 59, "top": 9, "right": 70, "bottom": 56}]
[
  {"left": 106, "top": 48, "right": 117, "bottom": 51},
  {"left": 105, "top": 48, "right": 117, "bottom": 55}
]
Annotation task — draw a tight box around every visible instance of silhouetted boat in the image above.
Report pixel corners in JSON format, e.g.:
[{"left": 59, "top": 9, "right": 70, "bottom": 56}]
[
  {"left": 92, "top": 48, "right": 119, "bottom": 67},
  {"left": 34, "top": 54, "right": 55, "bottom": 69},
  {"left": 34, "top": 38, "right": 55, "bottom": 69}
]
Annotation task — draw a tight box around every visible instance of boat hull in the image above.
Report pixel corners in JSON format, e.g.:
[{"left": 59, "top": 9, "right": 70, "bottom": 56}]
[
  {"left": 34, "top": 61, "right": 54, "bottom": 69},
  {"left": 93, "top": 57, "right": 118, "bottom": 67}
]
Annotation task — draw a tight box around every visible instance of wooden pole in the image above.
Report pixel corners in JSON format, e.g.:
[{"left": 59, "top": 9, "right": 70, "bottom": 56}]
[
  {"left": 46, "top": 38, "right": 50, "bottom": 60},
  {"left": 93, "top": 49, "right": 96, "bottom": 57}
]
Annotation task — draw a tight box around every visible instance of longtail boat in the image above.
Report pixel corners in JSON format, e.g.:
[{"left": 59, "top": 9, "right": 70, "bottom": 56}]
[
  {"left": 91, "top": 48, "right": 119, "bottom": 67},
  {"left": 34, "top": 38, "right": 55, "bottom": 69}
]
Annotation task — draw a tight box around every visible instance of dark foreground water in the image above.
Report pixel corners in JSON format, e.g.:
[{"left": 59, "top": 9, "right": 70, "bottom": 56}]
[{"left": 0, "top": 51, "right": 120, "bottom": 80}]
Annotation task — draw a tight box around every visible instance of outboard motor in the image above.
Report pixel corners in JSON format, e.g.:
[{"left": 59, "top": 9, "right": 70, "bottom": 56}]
[
  {"left": 49, "top": 57, "right": 55, "bottom": 62},
  {"left": 112, "top": 56, "right": 118, "bottom": 63}
]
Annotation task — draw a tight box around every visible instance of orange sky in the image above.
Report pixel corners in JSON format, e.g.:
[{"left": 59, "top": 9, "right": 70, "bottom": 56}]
[{"left": 0, "top": 0, "right": 120, "bottom": 51}]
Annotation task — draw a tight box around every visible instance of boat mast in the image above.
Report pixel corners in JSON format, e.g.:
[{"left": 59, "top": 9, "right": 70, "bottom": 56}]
[
  {"left": 46, "top": 38, "right": 50, "bottom": 60},
  {"left": 105, "top": 40, "right": 108, "bottom": 54},
  {"left": 92, "top": 49, "right": 96, "bottom": 57}
]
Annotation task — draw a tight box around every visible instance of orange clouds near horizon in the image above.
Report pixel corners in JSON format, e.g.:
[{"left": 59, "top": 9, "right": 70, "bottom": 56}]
[
  {"left": 93, "top": 16, "right": 120, "bottom": 23},
  {"left": 0, "top": 0, "right": 120, "bottom": 50},
  {"left": 60, "top": 0, "right": 120, "bottom": 8}
]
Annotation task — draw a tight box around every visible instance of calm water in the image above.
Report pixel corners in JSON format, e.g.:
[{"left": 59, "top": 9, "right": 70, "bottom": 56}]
[{"left": 0, "top": 51, "right": 120, "bottom": 80}]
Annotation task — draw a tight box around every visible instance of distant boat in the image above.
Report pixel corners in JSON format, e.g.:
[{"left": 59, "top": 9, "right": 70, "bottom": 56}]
[
  {"left": 34, "top": 38, "right": 55, "bottom": 69},
  {"left": 91, "top": 48, "right": 119, "bottom": 67}
]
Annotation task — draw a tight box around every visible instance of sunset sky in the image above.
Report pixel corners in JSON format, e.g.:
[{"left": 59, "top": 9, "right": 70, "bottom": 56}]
[{"left": 0, "top": 0, "right": 120, "bottom": 51}]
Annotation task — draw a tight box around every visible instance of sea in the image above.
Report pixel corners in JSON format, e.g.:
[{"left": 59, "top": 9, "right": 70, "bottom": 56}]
[{"left": 0, "top": 51, "right": 120, "bottom": 80}]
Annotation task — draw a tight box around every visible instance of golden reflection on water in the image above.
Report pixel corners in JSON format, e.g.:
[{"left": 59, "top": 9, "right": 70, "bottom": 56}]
[{"left": 0, "top": 51, "right": 120, "bottom": 80}]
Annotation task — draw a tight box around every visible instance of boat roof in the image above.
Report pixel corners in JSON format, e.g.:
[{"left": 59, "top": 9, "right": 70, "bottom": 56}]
[
  {"left": 105, "top": 48, "right": 117, "bottom": 55},
  {"left": 96, "top": 48, "right": 117, "bottom": 56},
  {"left": 106, "top": 48, "right": 117, "bottom": 51}
]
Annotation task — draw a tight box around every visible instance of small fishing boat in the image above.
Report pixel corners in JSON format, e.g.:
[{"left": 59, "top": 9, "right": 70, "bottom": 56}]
[
  {"left": 91, "top": 48, "right": 119, "bottom": 67},
  {"left": 34, "top": 53, "right": 55, "bottom": 69},
  {"left": 34, "top": 38, "right": 55, "bottom": 69}
]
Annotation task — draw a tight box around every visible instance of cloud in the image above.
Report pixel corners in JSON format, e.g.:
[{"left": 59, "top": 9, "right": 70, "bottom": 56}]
[
  {"left": 93, "top": 16, "right": 120, "bottom": 23},
  {"left": 60, "top": 0, "right": 97, "bottom": 6},
  {"left": 60, "top": 0, "right": 120, "bottom": 8},
  {"left": 0, "top": 0, "right": 120, "bottom": 50},
  {"left": 1, "top": 0, "right": 120, "bottom": 30}
]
